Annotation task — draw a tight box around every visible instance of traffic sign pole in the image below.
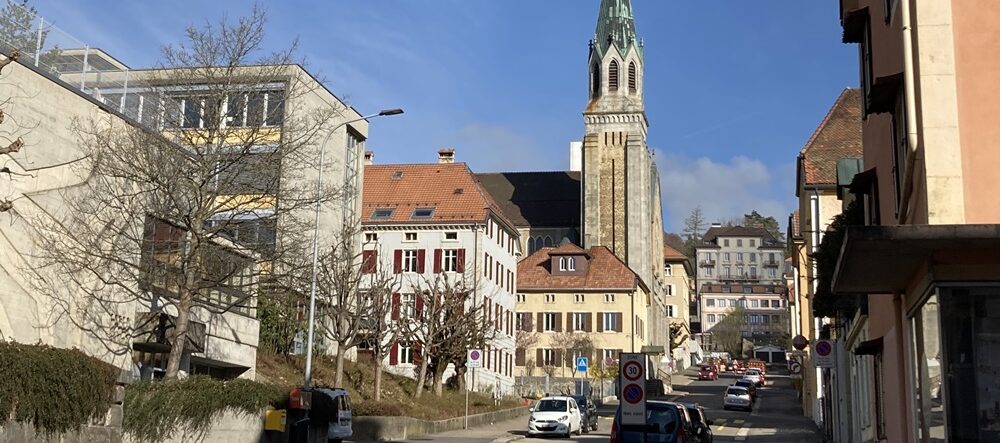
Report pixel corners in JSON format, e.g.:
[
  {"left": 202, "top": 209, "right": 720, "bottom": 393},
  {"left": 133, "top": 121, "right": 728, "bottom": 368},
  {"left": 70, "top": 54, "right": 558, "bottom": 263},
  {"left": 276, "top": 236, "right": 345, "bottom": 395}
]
[{"left": 466, "top": 349, "right": 483, "bottom": 429}]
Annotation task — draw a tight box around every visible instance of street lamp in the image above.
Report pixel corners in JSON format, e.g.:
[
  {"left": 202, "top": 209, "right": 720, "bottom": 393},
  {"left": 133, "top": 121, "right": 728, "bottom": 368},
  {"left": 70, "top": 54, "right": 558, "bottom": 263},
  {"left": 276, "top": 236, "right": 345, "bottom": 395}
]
[{"left": 303, "top": 108, "right": 403, "bottom": 389}]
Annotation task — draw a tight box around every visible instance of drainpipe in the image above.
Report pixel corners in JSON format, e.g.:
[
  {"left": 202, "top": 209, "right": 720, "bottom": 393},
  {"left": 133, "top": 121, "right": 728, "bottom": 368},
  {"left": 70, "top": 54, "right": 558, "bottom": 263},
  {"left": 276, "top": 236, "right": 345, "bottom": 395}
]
[
  {"left": 896, "top": 0, "right": 920, "bottom": 224},
  {"left": 810, "top": 191, "right": 825, "bottom": 425},
  {"left": 792, "top": 266, "right": 802, "bottom": 337}
]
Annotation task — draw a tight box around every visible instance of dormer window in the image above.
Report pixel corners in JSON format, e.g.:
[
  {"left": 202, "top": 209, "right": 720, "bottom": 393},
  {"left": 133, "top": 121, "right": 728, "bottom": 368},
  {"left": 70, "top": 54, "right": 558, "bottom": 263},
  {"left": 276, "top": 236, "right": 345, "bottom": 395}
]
[
  {"left": 411, "top": 208, "right": 434, "bottom": 219},
  {"left": 371, "top": 208, "right": 393, "bottom": 220},
  {"left": 558, "top": 256, "right": 577, "bottom": 271}
]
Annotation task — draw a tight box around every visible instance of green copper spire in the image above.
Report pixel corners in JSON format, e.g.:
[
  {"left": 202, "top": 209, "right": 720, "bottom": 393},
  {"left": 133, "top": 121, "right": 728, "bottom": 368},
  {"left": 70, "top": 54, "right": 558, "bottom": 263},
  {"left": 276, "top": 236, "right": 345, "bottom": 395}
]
[{"left": 594, "top": 0, "right": 640, "bottom": 57}]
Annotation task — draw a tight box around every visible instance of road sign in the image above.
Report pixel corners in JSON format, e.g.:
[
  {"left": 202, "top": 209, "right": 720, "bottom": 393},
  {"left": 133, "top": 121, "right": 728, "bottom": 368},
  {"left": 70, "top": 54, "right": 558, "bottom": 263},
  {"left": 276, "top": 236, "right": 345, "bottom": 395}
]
[
  {"left": 467, "top": 349, "right": 483, "bottom": 368},
  {"left": 576, "top": 356, "right": 588, "bottom": 373},
  {"left": 790, "top": 361, "right": 802, "bottom": 374},
  {"left": 814, "top": 339, "right": 834, "bottom": 368},
  {"left": 792, "top": 335, "right": 809, "bottom": 350},
  {"left": 618, "top": 353, "right": 646, "bottom": 425}
]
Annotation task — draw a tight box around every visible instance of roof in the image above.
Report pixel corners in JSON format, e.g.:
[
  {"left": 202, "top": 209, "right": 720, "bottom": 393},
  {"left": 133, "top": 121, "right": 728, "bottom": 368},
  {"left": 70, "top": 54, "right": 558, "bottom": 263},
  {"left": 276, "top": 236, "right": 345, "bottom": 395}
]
[
  {"left": 702, "top": 226, "right": 777, "bottom": 244},
  {"left": 475, "top": 171, "right": 581, "bottom": 228},
  {"left": 518, "top": 246, "right": 641, "bottom": 291},
  {"left": 699, "top": 283, "right": 788, "bottom": 295},
  {"left": 548, "top": 242, "right": 588, "bottom": 256},
  {"left": 663, "top": 244, "right": 687, "bottom": 261},
  {"left": 362, "top": 163, "right": 514, "bottom": 228},
  {"left": 799, "top": 88, "right": 863, "bottom": 186},
  {"left": 595, "top": 0, "right": 641, "bottom": 58},
  {"left": 789, "top": 211, "right": 802, "bottom": 239}
]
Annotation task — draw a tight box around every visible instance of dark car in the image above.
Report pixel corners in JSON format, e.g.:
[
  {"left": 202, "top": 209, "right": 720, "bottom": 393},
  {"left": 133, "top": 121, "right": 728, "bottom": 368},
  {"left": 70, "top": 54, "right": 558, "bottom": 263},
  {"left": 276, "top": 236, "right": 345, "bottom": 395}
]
[
  {"left": 697, "top": 365, "right": 718, "bottom": 381},
  {"left": 571, "top": 395, "right": 599, "bottom": 432},
  {"left": 683, "top": 403, "right": 714, "bottom": 443},
  {"left": 732, "top": 379, "right": 757, "bottom": 401},
  {"left": 666, "top": 402, "right": 697, "bottom": 439},
  {"left": 611, "top": 400, "right": 691, "bottom": 443}
]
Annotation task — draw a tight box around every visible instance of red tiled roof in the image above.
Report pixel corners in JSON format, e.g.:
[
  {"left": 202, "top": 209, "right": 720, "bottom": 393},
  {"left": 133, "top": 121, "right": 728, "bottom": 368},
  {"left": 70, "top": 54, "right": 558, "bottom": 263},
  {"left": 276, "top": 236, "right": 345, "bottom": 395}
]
[
  {"left": 663, "top": 244, "right": 687, "bottom": 260},
  {"left": 790, "top": 211, "right": 801, "bottom": 239},
  {"left": 800, "top": 88, "right": 863, "bottom": 185},
  {"left": 518, "top": 246, "right": 638, "bottom": 291},
  {"left": 362, "top": 163, "right": 514, "bottom": 228},
  {"left": 548, "top": 242, "right": 587, "bottom": 256}
]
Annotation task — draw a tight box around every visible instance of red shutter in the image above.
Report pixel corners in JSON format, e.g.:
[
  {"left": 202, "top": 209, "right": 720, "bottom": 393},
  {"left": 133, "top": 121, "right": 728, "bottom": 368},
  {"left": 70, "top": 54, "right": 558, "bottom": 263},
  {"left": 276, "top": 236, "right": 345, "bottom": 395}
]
[
  {"left": 433, "top": 249, "right": 442, "bottom": 273},
  {"left": 413, "top": 343, "right": 423, "bottom": 366},
  {"left": 391, "top": 293, "right": 400, "bottom": 320},
  {"left": 415, "top": 295, "right": 424, "bottom": 318},
  {"left": 362, "top": 250, "right": 377, "bottom": 274},
  {"left": 390, "top": 342, "right": 398, "bottom": 365},
  {"left": 456, "top": 249, "right": 466, "bottom": 273},
  {"left": 393, "top": 250, "right": 402, "bottom": 274},
  {"left": 417, "top": 249, "right": 426, "bottom": 273}
]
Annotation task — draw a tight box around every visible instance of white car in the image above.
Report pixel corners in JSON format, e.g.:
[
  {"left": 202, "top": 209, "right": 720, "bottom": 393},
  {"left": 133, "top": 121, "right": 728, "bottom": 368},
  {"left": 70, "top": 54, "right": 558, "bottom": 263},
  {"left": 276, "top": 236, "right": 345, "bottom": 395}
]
[
  {"left": 723, "top": 386, "right": 753, "bottom": 412},
  {"left": 528, "top": 396, "right": 583, "bottom": 438},
  {"left": 744, "top": 369, "right": 763, "bottom": 386}
]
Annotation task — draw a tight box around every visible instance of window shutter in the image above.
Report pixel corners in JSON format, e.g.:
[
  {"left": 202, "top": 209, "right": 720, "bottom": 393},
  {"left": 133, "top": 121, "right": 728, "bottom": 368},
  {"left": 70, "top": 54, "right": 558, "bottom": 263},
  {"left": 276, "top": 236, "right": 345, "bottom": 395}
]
[
  {"left": 555, "top": 313, "right": 562, "bottom": 332},
  {"left": 585, "top": 313, "right": 592, "bottom": 332},
  {"left": 566, "top": 313, "right": 573, "bottom": 331},
  {"left": 516, "top": 349, "right": 525, "bottom": 366},
  {"left": 537, "top": 313, "right": 544, "bottom": 332},
  {"left": 615, "top": 312, "right": 623, "bottom": 332},
  {"left": 609, "top": 60, "right": 619, "bottom": 91},
  {"left": 628, "top": 62, "right": 637, "bottom": 92},
  {"left": 393, "top": 249, "right": 402, "bottom": 274},
  {"left": 390, "top": 342, "right": 398, "bottom": 365},
  {"left": 433, "top": 249, "right": 442, "bottom": 273},
  {"left": 415, "top": 294, "right": 424, "bottom": 318},
  {"left": 362, "top": 250, "right": 377, "bottom": 274},
  {"left": 536, "top": 349, "right": 543, "bottom": 366},
  {"left": 597, "top": 313, "right": 605, "bottom": 332},
  {"left": 417, "top": 249, "right": 426, "bottom": 273},
  {"left": 525, "top": 313, "right": 534, "bottom": 332},
  {"left": 555, "top": 349, "right": 563, "bottom": 367},
  {"left": 413, "top": 343, "right": 423, "bottom": 366},
  {"left": 457, "top": 249, "right": 466, "bottom": 273},
  {"left": 391, "top": 293, "right": 400, "bottom": 320}
]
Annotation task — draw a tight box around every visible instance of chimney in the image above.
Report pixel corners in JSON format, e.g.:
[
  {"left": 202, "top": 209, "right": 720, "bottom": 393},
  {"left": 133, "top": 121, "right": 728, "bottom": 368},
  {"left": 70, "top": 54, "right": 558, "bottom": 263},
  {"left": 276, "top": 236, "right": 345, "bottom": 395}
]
[
  {"left": 711, "top": 222, "right": 722, "bottom": 228},
  {"left": 437, "top": 148, "right": 456, "bottom": 164},
  {"left": 364, "top": 150, "right": 374, "bottom": 165}
]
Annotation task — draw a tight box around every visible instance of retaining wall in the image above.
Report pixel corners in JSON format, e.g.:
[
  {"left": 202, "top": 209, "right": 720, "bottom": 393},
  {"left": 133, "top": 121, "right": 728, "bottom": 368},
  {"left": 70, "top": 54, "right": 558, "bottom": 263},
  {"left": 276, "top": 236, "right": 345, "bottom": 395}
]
[{"left": 352, "top": 406, "right": 530, "bottom": 441}]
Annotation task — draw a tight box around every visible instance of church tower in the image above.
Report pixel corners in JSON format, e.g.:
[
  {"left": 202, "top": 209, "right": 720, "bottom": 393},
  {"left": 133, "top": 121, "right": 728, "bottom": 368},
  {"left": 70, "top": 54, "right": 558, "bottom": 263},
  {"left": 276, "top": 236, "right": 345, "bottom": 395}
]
[{"left": 581, "top": 0, "right": 658, "bottom": 277}]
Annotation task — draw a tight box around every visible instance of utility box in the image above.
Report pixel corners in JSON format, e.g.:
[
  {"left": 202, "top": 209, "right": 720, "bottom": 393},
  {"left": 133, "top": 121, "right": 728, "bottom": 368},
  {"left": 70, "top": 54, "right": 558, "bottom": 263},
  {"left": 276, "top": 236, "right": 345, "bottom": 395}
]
[{"left": 264, "top": 409, "right": 286, "bottom": 431}]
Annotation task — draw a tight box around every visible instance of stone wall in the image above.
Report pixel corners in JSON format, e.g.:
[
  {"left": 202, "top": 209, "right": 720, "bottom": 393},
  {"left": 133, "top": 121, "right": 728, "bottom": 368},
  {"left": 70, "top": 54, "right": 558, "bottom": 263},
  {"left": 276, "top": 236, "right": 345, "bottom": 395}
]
[
  {"left": 352, "top": 406, "right": 530, "bottom": 442},
  {"left": 0, "top": 386, "right": 125, "bottom": 443}
]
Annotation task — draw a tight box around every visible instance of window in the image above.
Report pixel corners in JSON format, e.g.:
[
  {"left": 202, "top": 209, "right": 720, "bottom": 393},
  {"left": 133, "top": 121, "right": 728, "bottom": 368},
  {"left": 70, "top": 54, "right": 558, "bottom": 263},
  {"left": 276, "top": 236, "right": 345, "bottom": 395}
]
[
  {"left": 398, "top": 342, "right": 414, "bottom": 365},
  {"left": 737, "top": 239, "right": 743, "bottom": 247},
  {"left": 707, "top": 314, "right": 716, "bottom": 323},
  {"left": 602, "top": 312, "right": 618, "bottom": 332},
  {"left": 723, "top": 267, "right": 731, "bottom": 277},
  {"left": 371, "top": 209, "right": 393, "bottom": 220},
  {"left": 768, "top": 268, "right": 777, "bottom": 278},
  {"left": 706, "top": 267, "right": 713, "bottom": 277},
  {"left": 664, "top": 265, "right": 672, "bottom": 276},
  {"left": 442, "top": 249, "right": 458, "bottom": 272},
  {"left": 541, "top": 349, "right": 557, "bottom": 366},
  {"left": 737, "top": 299, "right": 746, "bottom": 307},
  {"left": 516, "top": 294, "right": 525, "bottom": 303},
  {"left": 527, "top": 237, "right": 536, "bottom": 253},
  {"left": 574, "top": 294, "right": 585, "bottom": 304},
  {"left": 722, "top": 286, "right": 731, "bottom": 293},
  {"left": 544, "top": 294, "right": 556, "bottom": 304},
  {"left": 730, "top": 299, "right": 738, "bottom": 307},
  {"left": 608, "top": 59, "right": 619, "bottom": 91},
  {"left": 365, "top": 232, "right": 378, "bottom": 243},
  {"left": 391, "top": 171, "right": 403, "bottom": 180},
  {"left": 516, "top": 312, "right": 531, "bottom": 331},
  {"left": 558, "top": 256, "right": 577, "bottom": 271},
  {"left": 891, "top": 99, "right": 909, "bottom": 213},
  {"left": 750, "top": 253, "right": 757, "bottom": 263},
  {"left": 750, "top": 300, "right": 759, "bottom": 308},
  {"left": 604, "top": 293, "right": 615, "bottom": 303},
  {"left": 572, "top": 313, "right": 587, "bottom": 332},
  {"left": 666, "top": 285, "right": 674, "bottom": 296},
  {"left": 542, "top": 313, "right": 558, "bottom": 332},
  {"left": 706, "top": 298, "right": 715, "bottom": 307},
  {"left": 883, "top": 0, "right": 895, "bottom": 23},
  {"left": 666, "top": 305, "right": 676, "bottom": 318},
  {"left": 769, "top": 252, "right": 776, "bottom": 262},
  {"left": 628, "top": 61, "right": 637, "bottom": 93},
  {"left": 723, "top": 239, "right": 729, "bottom": 247},
  {"left": 737, "top": 267, "right": 745, "bottom": 277},
  {"left": 750, "top": 267, "right": 758, "bottom": 278},
  {"left": 444, "top": 232, "right": 458, "bottom": 241},
  {"left": 410, "top": 208, "right": 434, "bottom": 219},
  {"left": 403, "top": 250, "right": 418, "bottom": 273},
  {"left": 750, "top": 239, "right": 756, "bottom": 247},
  {"left": 736, "top": 253, "right": 743, "bottom": 263},
  {"left": 860, "top": 12, "right": 873, "bottom": 115},
  {"left": 723, "top": 253, "right": 731, "bottom": 263},
  {"left": 401, "top": 294, "right": 416, "bottom": 318},
  {"left": 404, "top": 232, "right": 417, "bottom": 242},
  {"left": 591, "top": 63, "right": 601, "bottom": 97}
]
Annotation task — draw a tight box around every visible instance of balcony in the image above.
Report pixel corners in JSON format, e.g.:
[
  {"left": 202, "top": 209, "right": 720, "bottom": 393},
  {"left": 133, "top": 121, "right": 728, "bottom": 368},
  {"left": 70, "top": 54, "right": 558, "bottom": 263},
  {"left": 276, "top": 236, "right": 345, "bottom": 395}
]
[
  {"left": 762, "top": 260, "right": 780, "bottom": 267},
  {"left": 720, "top": 275, "right": 760, "bottom": 282},
  {"left": 699, "top": 260, "right": 716, "bottom": 267}
]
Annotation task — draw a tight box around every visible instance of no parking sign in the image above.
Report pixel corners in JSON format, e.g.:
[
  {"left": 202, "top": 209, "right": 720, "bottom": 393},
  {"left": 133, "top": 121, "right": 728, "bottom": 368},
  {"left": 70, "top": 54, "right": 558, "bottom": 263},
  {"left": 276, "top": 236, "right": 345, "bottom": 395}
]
[{"left": 619, "top": 353, "right": 645, "bottom": 425}]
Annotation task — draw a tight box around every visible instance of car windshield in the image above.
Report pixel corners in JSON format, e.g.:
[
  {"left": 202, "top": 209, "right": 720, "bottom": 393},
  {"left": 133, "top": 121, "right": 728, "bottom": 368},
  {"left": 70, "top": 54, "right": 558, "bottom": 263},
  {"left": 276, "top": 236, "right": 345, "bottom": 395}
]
[
  {"left": 727, "top": 387, "right": 748, "bottom": 396},
  {"left": 571, "top": 396, "right": 587, "bottom": 406},
  {"left": 746, "top": 369, "right": 759, "bottom": 375},
  {"left": 700, "top": 366, "right": 713, "bottom": 371},
  {"left": 686, "top": 407, "right": 705, "bottom": 425},
  {"left": 735, "top": 380, "right": 752, "bottom": 387},
  {"left": 535, "top": 399, "right": 567, "bottom": 412},
  {"left": 645, "top": 406, "right": 679, "bottom": 434}
]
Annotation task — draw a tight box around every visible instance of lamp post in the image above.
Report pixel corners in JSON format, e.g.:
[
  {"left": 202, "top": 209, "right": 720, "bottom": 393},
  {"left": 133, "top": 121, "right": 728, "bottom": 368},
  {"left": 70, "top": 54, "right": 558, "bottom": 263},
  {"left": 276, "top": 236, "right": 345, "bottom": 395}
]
[{"left": 303, "top": 108, "right": 403, "bottom": 389}]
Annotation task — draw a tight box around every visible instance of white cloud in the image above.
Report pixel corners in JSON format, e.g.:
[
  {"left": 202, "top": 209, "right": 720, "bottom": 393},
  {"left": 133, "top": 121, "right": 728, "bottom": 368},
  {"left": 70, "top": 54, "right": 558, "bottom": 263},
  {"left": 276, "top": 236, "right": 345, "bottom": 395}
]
[{"left": 654, "top": 150, "right": 793, "bottom": 232}]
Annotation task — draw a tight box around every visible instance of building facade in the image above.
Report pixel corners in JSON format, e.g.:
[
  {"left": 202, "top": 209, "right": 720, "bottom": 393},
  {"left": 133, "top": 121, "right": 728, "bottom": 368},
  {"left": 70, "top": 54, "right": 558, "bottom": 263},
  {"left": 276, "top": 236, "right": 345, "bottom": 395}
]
[
  {"left": 663, "top": 245, "right": 694, "bottom": 370},
  {"left": 698, "top": 283, "right": 790, "bottom": 347},
  {"left": 361, "top": 155, "right": 519, "bottom": 392},
  {"left": 515, "top": 244, "right": 650, "bottom": 376}
]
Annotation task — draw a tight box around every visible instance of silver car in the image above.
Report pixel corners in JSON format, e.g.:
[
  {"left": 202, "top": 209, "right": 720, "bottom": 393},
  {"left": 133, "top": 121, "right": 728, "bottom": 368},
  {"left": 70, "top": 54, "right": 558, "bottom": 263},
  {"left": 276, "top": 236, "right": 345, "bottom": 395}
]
[{"left": 723, "top": 386, "right": 753, "bottom": 412}]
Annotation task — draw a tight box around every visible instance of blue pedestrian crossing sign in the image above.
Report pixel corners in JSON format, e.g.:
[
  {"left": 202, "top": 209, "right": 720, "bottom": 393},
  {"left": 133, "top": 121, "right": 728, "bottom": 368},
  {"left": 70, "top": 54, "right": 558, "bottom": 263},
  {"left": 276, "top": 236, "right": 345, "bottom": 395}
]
[{"left": 576, "top": 357, "right": 588, "bottom": 372}]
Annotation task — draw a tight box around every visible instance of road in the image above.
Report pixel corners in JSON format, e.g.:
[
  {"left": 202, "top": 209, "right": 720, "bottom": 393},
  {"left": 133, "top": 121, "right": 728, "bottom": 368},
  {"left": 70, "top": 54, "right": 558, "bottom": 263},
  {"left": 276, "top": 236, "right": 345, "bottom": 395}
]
[{"left": 354, "top": 368, "right": 822, "bottom": 443}]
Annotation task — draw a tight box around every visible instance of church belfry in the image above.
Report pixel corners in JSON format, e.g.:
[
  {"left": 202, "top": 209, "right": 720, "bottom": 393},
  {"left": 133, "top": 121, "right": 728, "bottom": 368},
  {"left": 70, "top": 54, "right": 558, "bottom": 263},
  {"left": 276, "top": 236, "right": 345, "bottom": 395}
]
[{"left": 586, "top": 0, "right": 646, "bottom": 137}]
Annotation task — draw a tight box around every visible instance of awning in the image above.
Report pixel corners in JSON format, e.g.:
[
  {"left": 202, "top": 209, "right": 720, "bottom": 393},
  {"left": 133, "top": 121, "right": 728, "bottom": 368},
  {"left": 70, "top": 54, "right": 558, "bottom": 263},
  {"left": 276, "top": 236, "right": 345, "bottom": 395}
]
[
  {"left": 842, "top": 7, "right": 869, "bottom": 44},
  {"left": 854, "top": 337, "right": 883, "bottom": 356},
  {"left": 867, "top": 73, "right": 904, "bottom": 115},
  {"left": 832, "top": 225, "right": 1000, "bottom": 294}
]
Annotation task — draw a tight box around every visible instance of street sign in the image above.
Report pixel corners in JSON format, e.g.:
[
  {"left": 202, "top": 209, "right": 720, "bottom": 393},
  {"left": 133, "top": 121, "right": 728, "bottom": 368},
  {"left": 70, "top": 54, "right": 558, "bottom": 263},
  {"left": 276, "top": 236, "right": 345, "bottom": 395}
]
[
  {"left": 790, "top": 360, "right": 802, "bottom": 374},
  {"left": 467, "top": 349, "right": 483, "bottom": 368},
  {"left": 618, "top": 353, "right": 646, "bottom": 425},
  {"left": 576, "top": 356, "right": 589, "bottom": 373},
  {"left": 792, "top": 335, "right": 809, "bottom": 351},
  {"left": 814, "top": 339, "right": 834, "bottom": 368}
]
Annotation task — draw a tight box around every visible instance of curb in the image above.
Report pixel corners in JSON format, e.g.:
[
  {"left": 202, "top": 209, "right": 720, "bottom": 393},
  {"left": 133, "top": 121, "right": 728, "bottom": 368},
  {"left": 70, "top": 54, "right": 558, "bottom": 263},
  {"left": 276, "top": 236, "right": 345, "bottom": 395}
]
[{"left": 490, "top": 435, "right": 525, "bottom": 443}]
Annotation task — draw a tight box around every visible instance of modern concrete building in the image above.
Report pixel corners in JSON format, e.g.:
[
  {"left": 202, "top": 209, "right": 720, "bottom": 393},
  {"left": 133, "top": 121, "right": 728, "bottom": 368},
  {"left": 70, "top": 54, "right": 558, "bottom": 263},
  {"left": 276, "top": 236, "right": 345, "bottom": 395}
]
[
  {"left": 827, "top": 1, "right": 1000, "bottom": 441},
  {"left": 361, "top": 153, "right": 519, "bottom": 393}
]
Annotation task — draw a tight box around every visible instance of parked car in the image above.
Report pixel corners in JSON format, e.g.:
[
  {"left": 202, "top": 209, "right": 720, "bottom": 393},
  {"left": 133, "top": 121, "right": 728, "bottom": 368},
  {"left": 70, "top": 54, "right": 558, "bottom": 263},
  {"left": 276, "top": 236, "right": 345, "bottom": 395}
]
[
  {"left": 733, "top": 379, "right": 758, "bottom": 400},
  {"left": 723, "top": 386, "right": 753, "bottom": 412},
  {"left": 611, "top": 400, "right": 691, "bottom": 442},
  {"left": 528, "top": 396, "right": 583, "bottom": 438},
  {"left": 314, "top": 388, "right": 352, "bottom": 443},
  {"left": 571, "top": 395, "right": 599, "bottom": 432},
  {"left": 743, "top": 369, "right": 763, "bottom": 387},
  {"left": 683, "top": 403, "right": 714, "bottom": 443},
  {"left": 666, "top": 402, "right": 697, "bottom": 439},
  {"left": 697, "top": 365, "right": 719, "bottom": 381}
]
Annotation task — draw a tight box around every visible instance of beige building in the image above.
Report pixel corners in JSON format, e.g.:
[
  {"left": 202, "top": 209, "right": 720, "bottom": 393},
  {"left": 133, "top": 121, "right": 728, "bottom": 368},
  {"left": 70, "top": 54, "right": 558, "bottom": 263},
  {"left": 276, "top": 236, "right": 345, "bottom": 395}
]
[
  {"left": 515, "top": 244, "right": 650, "bottom": 376},
  {"left": 663, "top": 245, "right": 693, "bottom": 370}
]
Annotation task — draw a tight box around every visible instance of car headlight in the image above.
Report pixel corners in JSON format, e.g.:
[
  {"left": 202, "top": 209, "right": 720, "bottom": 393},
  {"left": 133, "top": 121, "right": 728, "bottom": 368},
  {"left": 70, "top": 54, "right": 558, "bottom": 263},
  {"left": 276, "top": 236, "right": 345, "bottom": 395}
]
[
  {"left": 529, "top": 415, "right": 536, "bottom": 422},
  {"left": 559, "top": 415, "right": 569, "bottom": 422}
]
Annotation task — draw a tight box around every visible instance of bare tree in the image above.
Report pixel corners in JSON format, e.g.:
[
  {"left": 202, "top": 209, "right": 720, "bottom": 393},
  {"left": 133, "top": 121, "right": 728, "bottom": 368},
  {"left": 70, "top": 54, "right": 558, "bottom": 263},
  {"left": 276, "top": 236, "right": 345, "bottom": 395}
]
[
  {"left": 709, "top": 306, "right": 747, "bottom": 358},
  {"left": 551, "top": 332, "right": 596, "bottom": 378},
  {"left": 29, "top": 7, "right": 344, "bottom": 379}
]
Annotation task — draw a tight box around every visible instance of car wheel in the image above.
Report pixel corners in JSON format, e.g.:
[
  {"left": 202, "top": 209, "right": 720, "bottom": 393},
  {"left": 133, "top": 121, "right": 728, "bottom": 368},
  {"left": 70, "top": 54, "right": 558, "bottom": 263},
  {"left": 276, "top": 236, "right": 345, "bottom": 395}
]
[
  {"left": 723, "top": 405, "right": 730, "bottom": 411},
  {"left": 592, "top": 422, "right": 598, "bottom": 431}
]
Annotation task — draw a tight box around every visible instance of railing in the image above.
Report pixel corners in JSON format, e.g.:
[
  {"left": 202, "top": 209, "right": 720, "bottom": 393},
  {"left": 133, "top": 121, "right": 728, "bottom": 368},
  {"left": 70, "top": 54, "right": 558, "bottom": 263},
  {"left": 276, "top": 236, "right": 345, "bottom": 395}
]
[
  {"left": 720, "top": 275, "right": 760, "bottom": 282},
  {"left": 698, "top": 260, "right": 716, "bottom": 267},
  {"left": 762, "top": 260, "right": 780, "bottom": 267}
]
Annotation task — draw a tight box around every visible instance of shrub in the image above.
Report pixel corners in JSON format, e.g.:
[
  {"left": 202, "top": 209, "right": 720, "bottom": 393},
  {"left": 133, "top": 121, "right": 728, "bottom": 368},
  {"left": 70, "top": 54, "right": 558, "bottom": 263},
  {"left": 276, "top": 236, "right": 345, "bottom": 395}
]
[
  {"left": 0, "top": 341, "right": 118, "bottom": 436},
  {"left": 352, "top": 401, "right": 404, "bottom": 417}
]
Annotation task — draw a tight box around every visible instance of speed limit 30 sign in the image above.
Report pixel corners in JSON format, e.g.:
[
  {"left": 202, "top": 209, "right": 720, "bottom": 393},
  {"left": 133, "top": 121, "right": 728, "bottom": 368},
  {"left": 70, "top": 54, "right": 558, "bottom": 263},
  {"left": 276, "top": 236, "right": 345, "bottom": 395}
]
[{"left": 618, "top": 353, "right": 645, "bottom": 426}]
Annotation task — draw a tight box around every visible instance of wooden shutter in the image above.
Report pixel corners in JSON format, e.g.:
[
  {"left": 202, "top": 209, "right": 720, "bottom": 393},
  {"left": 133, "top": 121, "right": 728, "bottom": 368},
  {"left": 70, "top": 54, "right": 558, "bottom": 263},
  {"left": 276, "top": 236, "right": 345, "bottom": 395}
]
[
  {"left": 615, "top": 312, "right": 623, "bottom": 332},
  {"left": 525, "top": 313, "right": 534, "bottom": 332},
  {"left": 413, "top": 343, "right": 423, "bottom": 365},
  {"left": 566, "top": 313, "right": 574, "bottom": 331},
  {"left": 609, "top": 60, "right": 619, "bottom": 91},
  {"left": 597, "top": 313, "right": 605, "bottom": 332},
  {"left": 416, "top": 249, "right": 426, "bottom": 273},
  {"left": 433, "top": 249, "right": 442, "bottom": 273},
  {"left": 536, "top": 349, "right": 543, "bottom": 366},
  {"left": 415, "top": 294, "right": 424, "bottom": 318},
  {"left": 391, "top": 293, "right": 400, "bottom": 320},
  {"left": 516, "top": 349, "right": 526, "bottom": 366},
  {"left": 389, "top": 342, "right": 398, "bottom": 365},
  {"left": 554, "top": 349, "right": 563, "bottom": 367},
  {"left": 393, "top": 250, "right": 402, "bottom": 274},
  {"left": 537, "top": 313, "right": 544, "bottom": 332},
  {"left": 457, "top": 249, "right": 466, "bottom": 273},
  {"left": 585, "top": 313, "right": 593, "bottom": 332},
  {"left": 362, "top": 250, "right": 377, "bottom": 274},
  {"left": 555, "top": 313, "right": 562, "bottom": 332}
]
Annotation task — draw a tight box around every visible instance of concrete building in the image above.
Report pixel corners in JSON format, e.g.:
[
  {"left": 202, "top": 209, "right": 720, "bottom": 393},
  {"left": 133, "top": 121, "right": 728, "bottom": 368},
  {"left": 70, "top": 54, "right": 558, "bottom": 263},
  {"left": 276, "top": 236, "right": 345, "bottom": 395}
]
[
  {"left": 788, "top": 87, "right": 863, "bottom": 430},
  {"left": 663, "top": 245, "right": 694, "bottom": 370},
  {"left": 826, "top": 1, "right": 1000, "bottom": 441},
  {"left": 515, "top": 244, "right": 650, "bottom": 376},
  {"left": 361, "top": 153, "right": 519, "bottom": 392},
  {"left": 698, "top": 283, "right": 790, "bottom": 348}
]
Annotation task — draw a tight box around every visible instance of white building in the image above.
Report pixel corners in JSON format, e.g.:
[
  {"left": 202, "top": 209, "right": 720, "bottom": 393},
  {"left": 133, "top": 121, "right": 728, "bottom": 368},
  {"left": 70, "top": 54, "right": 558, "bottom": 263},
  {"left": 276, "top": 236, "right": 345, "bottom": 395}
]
[{"left": 361, "top": 150, "right": 519, "bottom": 393}]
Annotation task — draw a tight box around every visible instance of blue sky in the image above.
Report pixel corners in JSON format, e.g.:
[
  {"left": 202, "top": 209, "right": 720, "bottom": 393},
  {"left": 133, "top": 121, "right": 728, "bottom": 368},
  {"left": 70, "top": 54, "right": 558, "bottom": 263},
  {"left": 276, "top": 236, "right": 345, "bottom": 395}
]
[{"left": 35, "top": 0, "right": 857, "bottom": 232}]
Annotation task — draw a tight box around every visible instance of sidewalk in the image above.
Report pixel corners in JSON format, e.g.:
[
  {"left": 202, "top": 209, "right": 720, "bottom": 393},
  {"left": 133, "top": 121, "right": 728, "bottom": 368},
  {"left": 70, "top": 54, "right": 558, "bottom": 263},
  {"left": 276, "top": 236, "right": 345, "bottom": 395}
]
[{"left": 416, "top": 414, "right": 526, "bottom": 442}]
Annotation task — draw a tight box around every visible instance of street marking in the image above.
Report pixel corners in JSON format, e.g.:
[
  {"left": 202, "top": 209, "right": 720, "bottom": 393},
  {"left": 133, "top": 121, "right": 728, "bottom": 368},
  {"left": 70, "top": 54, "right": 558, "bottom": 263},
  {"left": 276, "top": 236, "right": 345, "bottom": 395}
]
[
  {"left": 734, "top": 422, "right": 752, "bottom": 442},
  {"left": 733, "top": 419, "right": 744, "bottom": 425}
]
